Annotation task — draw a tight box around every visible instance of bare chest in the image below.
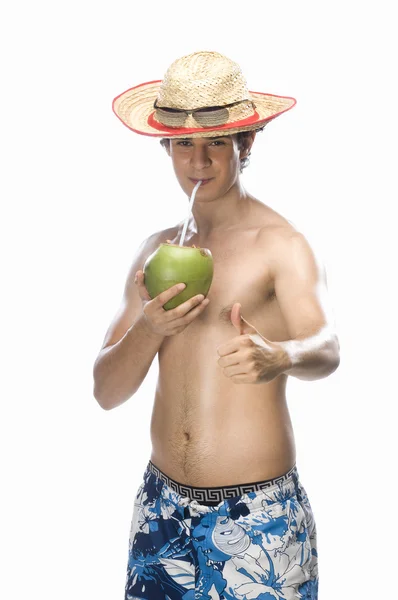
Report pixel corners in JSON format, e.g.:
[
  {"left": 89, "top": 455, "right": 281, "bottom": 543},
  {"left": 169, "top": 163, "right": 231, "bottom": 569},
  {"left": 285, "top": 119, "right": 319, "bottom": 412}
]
[{"left": 160, "top": 226, "right": 289, "bottom": 344}]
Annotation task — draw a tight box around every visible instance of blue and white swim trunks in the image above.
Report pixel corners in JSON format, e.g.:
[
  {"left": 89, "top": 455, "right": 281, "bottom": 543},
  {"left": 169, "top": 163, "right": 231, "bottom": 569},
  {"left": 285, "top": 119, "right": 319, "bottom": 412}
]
[{"left": 125, "top": 460, "right": 319, "bottom": 599}]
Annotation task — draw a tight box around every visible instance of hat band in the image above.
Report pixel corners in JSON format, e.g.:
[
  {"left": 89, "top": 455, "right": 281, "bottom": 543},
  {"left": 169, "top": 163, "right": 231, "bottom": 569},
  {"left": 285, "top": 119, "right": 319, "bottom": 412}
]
[
  {"left": 147, "top": 106, "right": 262, "bottom": 136},
  {"left": 153, "top": 99, "right": 255, "bottom": 128}
]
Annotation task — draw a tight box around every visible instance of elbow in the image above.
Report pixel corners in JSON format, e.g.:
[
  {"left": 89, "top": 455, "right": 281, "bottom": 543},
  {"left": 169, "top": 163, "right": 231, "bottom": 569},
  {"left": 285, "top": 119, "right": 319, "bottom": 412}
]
[
  {"left": 331, "top": 336, "right": 341, "bottom": 372},
  {"left": 93, "top": 385, "right": 136, "bottom": 411},
  {"left": 332, "top": 352, "right": 341, "bottom": 373},
  {"left": 93, "top": 387, "right": 113, "bottom": 411},
  {"left": 92, "top": 373, "right": 118, "bottom": 410},
  {"left": 92, "top": 370, "right": 112, "bottom": 410},
  {"left": 328, "top": 355, "right": 340, "bottom": 377},
  {"left": 92, "top": 356, "right": 140, "bottom": 410},
  {"left": 325, "top": 336, "right": 340, "bottom": 376},
  {"left": 92, "top": 360, "right": 119, "bottom": 410},
  {"left": 324, "top": 346, "right": 340, "bottom": 379}
]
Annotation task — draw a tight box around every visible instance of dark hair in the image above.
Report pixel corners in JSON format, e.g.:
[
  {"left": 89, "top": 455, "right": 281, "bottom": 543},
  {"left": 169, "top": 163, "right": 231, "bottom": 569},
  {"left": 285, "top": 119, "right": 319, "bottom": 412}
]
[{"left": 159, "top": 126, "right": 265, "bottom": 174}]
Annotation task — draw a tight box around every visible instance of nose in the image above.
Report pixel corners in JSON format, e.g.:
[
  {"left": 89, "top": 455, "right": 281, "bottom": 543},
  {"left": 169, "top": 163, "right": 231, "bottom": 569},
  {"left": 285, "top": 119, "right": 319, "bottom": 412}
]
[{"left": 190, "top": 144, "right": 212, "bottom": 171}]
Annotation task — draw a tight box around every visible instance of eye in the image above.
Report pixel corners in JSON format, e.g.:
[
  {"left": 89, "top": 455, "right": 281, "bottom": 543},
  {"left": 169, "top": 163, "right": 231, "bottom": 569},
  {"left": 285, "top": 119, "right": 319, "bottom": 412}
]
[
  {"left": 211, "top": 140, "right": 225, "bottom": 146},
  {"left": 176, "top": 140, "right": 192, "bottom": 146}
]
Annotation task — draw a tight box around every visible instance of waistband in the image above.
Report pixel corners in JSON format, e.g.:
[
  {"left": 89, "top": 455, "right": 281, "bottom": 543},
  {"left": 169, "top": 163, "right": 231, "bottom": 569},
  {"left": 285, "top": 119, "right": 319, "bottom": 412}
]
[{"left": 146, "top": 460, "right": 299, "bottom": 505}]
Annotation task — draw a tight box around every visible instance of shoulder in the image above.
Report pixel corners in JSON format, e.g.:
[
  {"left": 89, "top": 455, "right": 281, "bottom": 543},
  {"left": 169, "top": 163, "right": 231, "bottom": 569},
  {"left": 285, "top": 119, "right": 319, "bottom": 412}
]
[
  {"left": 257, "top": 213, "right": 299, "bottom": 251},
  {"left": 253, "top": 202, "right": 299, "bottom": 239},
  {"left": 126, "top": 226, "right": 179, "bottom": 283},
  {"left": 143, "top": 225, "right": 180, "bottom": 252},
  {"left": 258, "top": 220, "right": 324, "bottom": 279}
]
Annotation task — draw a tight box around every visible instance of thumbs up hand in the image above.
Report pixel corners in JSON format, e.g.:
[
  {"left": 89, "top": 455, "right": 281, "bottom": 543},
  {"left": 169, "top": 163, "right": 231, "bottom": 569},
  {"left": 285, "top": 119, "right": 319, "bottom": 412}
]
[{"left": 216, "top": 303, "right": 289, "bottom": 384}]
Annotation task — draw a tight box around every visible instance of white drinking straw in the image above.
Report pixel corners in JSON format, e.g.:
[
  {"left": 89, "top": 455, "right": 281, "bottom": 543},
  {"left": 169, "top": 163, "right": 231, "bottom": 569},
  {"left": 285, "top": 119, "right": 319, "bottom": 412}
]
[{"left": 179, "top": 180, "right": 202, "bottom": 246}]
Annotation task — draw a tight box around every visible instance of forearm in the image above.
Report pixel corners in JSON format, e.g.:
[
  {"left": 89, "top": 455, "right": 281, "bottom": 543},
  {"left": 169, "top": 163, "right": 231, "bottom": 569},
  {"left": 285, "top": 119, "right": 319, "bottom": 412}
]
[
  {"left": 278, "top": 326, "right": 340, "bottom": 381},
  {"left": 93, "top": 314, "right": 165, "bottom": 410}
]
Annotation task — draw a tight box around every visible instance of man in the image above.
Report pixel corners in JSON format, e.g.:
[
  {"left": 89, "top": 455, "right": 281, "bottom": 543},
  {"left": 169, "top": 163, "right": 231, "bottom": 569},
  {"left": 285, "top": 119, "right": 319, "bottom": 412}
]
[{"left": 93, "top": 51, "right": 340, "bottom": 599}]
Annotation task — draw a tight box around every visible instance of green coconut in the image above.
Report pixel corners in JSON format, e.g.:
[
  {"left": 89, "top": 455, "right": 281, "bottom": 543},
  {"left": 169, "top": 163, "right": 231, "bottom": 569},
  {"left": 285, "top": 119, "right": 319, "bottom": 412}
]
[{"left": 143, "top": 242, "right": 214, "bottom": 310}]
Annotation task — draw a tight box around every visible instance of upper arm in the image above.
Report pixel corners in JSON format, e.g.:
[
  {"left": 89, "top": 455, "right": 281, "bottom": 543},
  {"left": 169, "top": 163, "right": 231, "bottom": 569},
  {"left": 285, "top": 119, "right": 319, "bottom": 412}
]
[
  {"left": 269, "top": 229, "right": 338, "bottom": 340},
  {"left": 97, "top": 231, "right": 163, "bottom": 353}
]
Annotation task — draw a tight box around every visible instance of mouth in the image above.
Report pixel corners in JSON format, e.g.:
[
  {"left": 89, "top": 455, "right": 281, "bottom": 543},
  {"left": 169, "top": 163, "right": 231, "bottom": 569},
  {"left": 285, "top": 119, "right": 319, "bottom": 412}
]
[{"left": 189, "top": 178, "right": 213, "bottom": 185}]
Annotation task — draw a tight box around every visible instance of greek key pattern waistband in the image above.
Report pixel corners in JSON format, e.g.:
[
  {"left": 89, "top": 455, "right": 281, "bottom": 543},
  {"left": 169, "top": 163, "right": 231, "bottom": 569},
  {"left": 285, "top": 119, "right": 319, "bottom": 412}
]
[{"left": 147, "top": 460, "right": 298, "bottom": 503}]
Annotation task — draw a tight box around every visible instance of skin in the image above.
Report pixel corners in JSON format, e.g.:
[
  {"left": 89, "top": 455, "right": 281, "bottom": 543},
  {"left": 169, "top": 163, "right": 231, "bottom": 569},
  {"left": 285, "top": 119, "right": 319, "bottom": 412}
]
[
  {"left": 97, "top": 131, "right": 340, "bottom": 487},
  {"left": 138, "top": 131, "right": 340, "bottom": 486}
]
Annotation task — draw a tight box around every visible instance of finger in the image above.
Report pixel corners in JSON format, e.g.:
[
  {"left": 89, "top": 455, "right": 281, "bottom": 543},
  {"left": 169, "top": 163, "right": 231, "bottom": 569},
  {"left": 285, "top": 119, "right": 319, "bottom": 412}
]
[
  {"left": 156, "top": 282, "right": 187, "bottom": 307},
  {"left": 167, "top": 293, "right": 206, "bottom": 319},
  {"left": 224, "top": 363, "right": 248, "bottom": 377},
  {"left": 170, "top": 297, "right": 209, "bottom": 327},
  {"left": 135, "top": 271, "right": 151, "bottom": 301},
  {"left": 218, "top": 353, "right": 240, "bottom": 368},
  {"left": 230, "top": 374, "right": 252, "bottom": 384},
  {"left": 217, "top": 339, "right": 240, "bottom": 357},
  {"left": 231, "top": 303, "right": 244, "bottom": 334}
]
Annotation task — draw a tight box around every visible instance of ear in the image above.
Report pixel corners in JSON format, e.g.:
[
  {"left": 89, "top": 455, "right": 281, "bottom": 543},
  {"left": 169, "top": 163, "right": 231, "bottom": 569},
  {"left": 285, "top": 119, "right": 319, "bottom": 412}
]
[{"left": 239, "top": 131, "right": 256, "bottom": 158}]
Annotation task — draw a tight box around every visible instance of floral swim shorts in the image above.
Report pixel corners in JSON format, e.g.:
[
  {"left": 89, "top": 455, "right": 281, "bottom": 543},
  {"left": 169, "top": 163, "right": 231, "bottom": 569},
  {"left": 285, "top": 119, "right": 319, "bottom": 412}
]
[{"left": 124, "top": 460, "right": 319, "bottom": 599}]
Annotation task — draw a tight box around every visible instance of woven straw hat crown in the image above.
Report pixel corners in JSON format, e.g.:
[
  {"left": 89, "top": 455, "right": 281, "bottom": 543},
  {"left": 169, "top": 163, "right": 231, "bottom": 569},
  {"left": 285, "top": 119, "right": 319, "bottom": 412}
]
[{"left": 157, "top": 51, "right": 250, "bottom": 109}]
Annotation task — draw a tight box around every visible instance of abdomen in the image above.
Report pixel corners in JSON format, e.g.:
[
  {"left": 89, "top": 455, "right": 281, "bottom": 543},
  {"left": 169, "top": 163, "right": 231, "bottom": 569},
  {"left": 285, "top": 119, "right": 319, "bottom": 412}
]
[{"left": 150, "top": 330, "right": 296, "bottom": 486}]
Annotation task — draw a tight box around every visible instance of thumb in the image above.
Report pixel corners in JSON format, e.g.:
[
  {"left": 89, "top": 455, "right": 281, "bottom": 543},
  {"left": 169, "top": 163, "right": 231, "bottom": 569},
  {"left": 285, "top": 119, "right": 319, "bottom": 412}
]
[
  {"left": 231, "top": 303, "right": 260, "bottom": 336},
  {"left": 135, "top": 270, "right": 151, "bottom": 301}
]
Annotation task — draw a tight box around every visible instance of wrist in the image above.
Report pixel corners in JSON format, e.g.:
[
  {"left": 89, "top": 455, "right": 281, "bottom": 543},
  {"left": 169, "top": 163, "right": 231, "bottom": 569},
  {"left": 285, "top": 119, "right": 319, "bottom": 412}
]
[
  {"left": 277, "top": 340, "right": 298, "bottom": 375},
  {"left": 138, "top": 313, "right": 165, "bottom": 341}
]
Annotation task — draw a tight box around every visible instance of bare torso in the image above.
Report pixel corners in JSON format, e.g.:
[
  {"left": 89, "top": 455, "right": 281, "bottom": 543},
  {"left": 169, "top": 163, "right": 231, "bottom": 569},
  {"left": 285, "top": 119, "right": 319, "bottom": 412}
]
[{"left": 149, "top": 200, "right": 298, "bottom": 486}]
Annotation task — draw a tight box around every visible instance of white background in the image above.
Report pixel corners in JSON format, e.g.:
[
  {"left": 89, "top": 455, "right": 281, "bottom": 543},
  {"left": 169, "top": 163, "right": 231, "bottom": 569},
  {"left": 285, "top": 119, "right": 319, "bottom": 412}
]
[{"left": 1, "top": 1, "right": 397, "bottom": 598}]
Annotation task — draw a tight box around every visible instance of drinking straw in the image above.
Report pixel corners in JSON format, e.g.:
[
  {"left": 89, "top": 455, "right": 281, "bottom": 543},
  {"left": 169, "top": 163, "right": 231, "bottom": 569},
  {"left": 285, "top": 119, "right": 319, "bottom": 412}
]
[{"left": 179, "top": 180, "right": 202, "bottom": 246}]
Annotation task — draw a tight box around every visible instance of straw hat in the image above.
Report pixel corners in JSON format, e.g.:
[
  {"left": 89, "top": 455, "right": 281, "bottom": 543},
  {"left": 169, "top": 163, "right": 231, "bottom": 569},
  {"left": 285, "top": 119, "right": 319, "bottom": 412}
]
[{"left": 112, "top": 51, "right": 296, "bottom": 139}]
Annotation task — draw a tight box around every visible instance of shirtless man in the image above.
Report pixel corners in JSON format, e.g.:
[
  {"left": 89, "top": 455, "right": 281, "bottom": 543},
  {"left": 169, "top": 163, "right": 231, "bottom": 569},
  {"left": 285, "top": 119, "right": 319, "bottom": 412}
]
[{"left": 94, "top": 51, "right": 340, "bottom": 600}]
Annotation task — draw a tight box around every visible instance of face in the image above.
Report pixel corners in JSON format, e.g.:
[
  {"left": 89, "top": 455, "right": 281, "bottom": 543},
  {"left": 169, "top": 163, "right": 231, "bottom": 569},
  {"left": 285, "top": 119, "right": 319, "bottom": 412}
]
[{"left": 165, "top": 133, "right": 254, "bottom": 200}]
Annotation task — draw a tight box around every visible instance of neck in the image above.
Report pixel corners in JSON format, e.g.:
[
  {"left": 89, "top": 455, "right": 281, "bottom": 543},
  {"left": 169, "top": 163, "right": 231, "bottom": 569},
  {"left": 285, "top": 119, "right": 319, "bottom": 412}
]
[{"left": 184, "top": 180, "right": 254, "bottom": 239}]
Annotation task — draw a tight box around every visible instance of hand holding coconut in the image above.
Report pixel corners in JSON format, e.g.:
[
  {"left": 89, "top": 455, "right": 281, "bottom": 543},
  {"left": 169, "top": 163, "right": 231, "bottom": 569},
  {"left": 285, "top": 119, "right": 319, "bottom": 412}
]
[
  {"left": 138, "top": 180, "right": 213, "bottom": 336},
  {"left": 135, "top": 270, "right": 210, "bottom": 337}
]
